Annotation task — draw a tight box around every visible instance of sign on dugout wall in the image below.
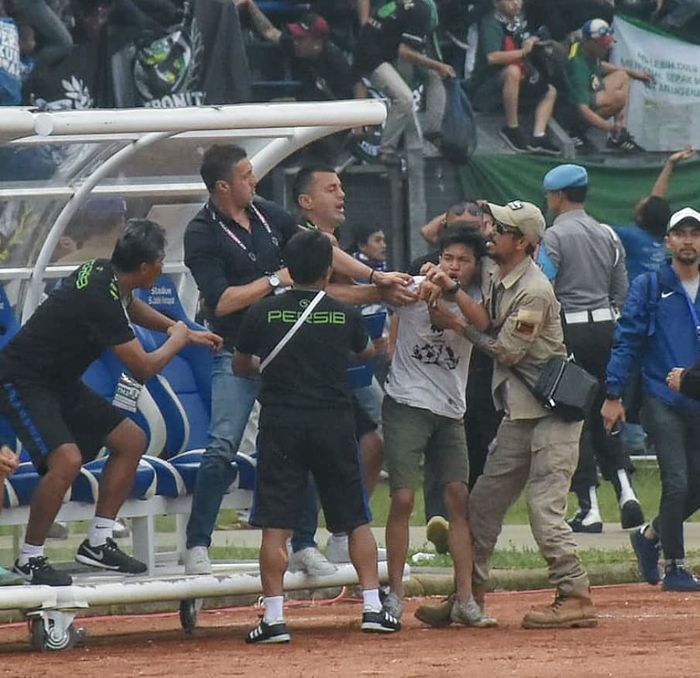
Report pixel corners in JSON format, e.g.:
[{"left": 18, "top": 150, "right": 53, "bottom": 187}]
[{"left": 612, "top": 16, "right": 700, "bottom": 151}]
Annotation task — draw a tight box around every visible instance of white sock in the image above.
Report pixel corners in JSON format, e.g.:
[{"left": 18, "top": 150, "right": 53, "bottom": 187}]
[
  {"left": 263, "top": 595, "right": 285, "bottom": 624},
  {"left": 362, "top": 588, "right": 382, "bottom": 613},
  {"left": 88, "top": 517, "right": 115, "bottom": 547},
  {"left": 533, "top": 132, "right": 545, "bottom": 138},
  {"left": 19, "top": 542, "right": 44, "bottom": 566},
  {"left": 583, "top": 487, "right": 601, "bottom": 524},
  {"left": 617, "top": 469, "right": 637, "bottom": 507}
]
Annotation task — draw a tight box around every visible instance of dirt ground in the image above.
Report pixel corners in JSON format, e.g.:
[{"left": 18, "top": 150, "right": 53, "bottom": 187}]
[{"left": 0, "top": 584, "right": 698, "bottom": 677}]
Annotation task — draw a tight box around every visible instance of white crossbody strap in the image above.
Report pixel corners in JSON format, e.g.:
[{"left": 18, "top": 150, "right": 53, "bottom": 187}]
[{"left": 260, "top": 291, "right": 326, "bottom": 372}]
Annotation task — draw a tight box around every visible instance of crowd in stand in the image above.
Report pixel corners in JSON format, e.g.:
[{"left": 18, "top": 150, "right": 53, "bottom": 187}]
[{"left": 1, "top": 0, "right": 699, "bottom": 161}]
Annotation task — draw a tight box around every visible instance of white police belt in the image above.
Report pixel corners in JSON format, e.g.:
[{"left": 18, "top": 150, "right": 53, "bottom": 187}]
[{"left": 564, "top": 308, "right": 615, "bottom": 325}]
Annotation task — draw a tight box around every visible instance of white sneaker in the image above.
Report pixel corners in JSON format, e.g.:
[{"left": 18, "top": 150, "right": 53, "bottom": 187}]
[
  {"left": 288, "top": 547, "right": 337, "bottom": 576},
  {"left": 184, "top": 546, "right": 212, "bottom": 575},
  {"left": 326, "top": 535, "right": 388, "bottom": 563}
]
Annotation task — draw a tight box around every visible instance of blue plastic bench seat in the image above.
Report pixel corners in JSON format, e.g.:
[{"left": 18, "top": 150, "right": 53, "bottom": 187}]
[{"left": 142, "top": 455, "right": 186, "bottom": 498}]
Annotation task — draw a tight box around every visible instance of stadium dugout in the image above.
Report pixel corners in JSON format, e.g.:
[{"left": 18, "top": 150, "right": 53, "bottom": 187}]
[{"left": 0, "top": 101, "right": 405, "bottom": 651}]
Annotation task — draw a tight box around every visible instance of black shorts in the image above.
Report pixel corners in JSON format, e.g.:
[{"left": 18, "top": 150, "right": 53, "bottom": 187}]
[
  {"left": 352, "top": 395, "right": 377, "bottom": 439},
  {"left": 250, "top": 411, "right": 371, "bottom": 534},
  {"left": 0, "top": 377, "right": 127, "bottom": 474}
]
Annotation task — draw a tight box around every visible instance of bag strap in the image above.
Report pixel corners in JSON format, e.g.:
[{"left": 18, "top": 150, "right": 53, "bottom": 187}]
[{"left": 260, "top": 291, "right": 325, "bottom": 372}]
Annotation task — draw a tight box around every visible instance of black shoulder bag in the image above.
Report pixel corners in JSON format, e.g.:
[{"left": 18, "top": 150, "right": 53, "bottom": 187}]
[{"left": 511, "top": 356, "right": 598, "bottom": 422}]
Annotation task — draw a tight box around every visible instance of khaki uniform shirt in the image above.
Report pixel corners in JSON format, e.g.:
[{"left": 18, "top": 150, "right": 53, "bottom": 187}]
[{"left": 485, "top": 257, "right": 567, "bottom": 420}]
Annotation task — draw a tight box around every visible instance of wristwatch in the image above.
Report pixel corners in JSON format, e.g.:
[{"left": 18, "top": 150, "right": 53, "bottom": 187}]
[
  {"left": 267, "top": 273, "right": 281, "bottom": 290},
  {"left": 446, "top": 280, "right": 461, "bottom": 295},
  {"left": 605, "top": 393, "right": 621, "bottom": 401}
]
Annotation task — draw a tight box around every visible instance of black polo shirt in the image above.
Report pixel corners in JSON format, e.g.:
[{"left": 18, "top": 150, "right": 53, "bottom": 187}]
[{"left": 184, "top": 197, "right": 298, "bottom": 350}]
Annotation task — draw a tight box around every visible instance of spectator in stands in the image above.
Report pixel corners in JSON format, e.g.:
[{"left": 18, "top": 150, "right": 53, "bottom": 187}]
[
  {"left": 237, "top": 2, "right": 354, "bottom": 101},
  {"left": 0, "top": 219, "right": 222, "bottom": 587},
  {"left": 0, "top": 1, "right": 21, "bottom": 105},
  {"left": 381, "top": 225, "right": 496, "bottom": 629},
  {"left": 525, "top": 0, "right": 614, "bottom": 41},
  {"left": 604, "top": 207, "right": 700, "bottom": 592},
  {"left": 563, "top": 18, "right": 653, "bottom": 153},
  {"left": 653, "top": 0, "right": 700, "bottom": 28},
  {"left": 234, "top": 229, "right": 401, "bottom": 643},
  {"left": 15, "top": 0, "right": 72, "bottom": 66},
  {"left": 468, "top": 0, "right": 560, "bottom": 155},
  {"left": 350, "top": 0, "right": 456, "bottom": 165}
]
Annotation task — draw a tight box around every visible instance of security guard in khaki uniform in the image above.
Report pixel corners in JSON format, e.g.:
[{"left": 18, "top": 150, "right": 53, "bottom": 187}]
[{"left": 415, "top": 200, "right": 596, "bottom": 629}]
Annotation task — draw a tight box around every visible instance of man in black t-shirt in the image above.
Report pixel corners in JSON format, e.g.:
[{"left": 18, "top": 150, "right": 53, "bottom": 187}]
[
  {"left": 351, "top": 0, "right": 456, "bottom": 163},
  {"left": 0, "top": 219, "right": 222, "bottom": 586},
  {"left": 234, "top": 229, "right": 400, "bottom": 643}
]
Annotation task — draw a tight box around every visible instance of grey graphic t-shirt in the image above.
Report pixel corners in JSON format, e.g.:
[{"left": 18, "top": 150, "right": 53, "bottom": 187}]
[{"left": 385, "top": 276, "right": 477, "bottom": 419}]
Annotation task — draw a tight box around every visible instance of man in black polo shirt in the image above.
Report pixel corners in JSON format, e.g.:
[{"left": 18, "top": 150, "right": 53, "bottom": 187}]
[
  {"left": 0, "top": 219, "right": 221, "bottom": 586},
  {"left": 183, "top": 144, "right": 415, "bottom": 575},
  {"left": 234, "top": 229, "right": 400, "bottom": 643}
]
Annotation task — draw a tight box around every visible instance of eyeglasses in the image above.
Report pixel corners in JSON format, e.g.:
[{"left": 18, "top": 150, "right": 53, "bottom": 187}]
[{"left": 494, "top": 221, "right": 522, "bottom": 237}]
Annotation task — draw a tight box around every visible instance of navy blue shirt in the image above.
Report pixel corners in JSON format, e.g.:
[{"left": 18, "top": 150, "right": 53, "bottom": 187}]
[{"left": 184, "top": 197, "right": 298, "bottom": 350}]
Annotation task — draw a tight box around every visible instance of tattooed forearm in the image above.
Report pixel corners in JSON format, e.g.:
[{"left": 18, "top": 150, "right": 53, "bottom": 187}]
[{"left": 461, "top": 325, "right": 523, "bottom": 366}]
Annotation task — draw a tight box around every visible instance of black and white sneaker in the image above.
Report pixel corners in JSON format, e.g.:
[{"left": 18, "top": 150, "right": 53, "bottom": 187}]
[
  {"left": 606, "top": 128, "right": 644, "bottom": 152},
  {"left": 13, "top": 556, "right": 72, "bottom": 587},
  {"left": 245, "top": 620, "right": 291, "bottom": 644},
  {"left": 75, "top": 538, "right": 147, "bottom": 574},
  {"left": 361, "top": 608, "right": 401, "bottom": 633}
]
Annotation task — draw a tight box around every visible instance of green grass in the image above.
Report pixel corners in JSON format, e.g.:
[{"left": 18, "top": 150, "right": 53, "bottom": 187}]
[{"left": 365, "top": 461, "right": 699, "bottom": 527}]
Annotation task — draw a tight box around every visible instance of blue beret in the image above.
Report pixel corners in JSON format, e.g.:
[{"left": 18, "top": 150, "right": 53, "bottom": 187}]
[{"left": 543, "top": 164, "right": 588, "bottom": 191}]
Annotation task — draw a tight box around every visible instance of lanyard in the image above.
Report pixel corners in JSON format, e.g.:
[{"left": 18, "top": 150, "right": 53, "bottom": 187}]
[{"left": 206, "top": 202, "right": 280, "bottom": 265}]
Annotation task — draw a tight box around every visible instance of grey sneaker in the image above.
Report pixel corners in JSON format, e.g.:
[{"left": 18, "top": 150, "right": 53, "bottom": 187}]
[
  {"left": 288, "top": 547, "right": 337, "bottom": 577},
  {"left": 450, "top": 595, "right": 498, "bottom": 627},
  {"left": 184, "top": 546, "right": 212, "bottom": 575},
  {"left": 382, "top": 591, "right": 405, "bottom": 621}
]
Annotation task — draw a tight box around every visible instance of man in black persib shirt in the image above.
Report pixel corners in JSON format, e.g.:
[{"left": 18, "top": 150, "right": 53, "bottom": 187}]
[
  {"left": 0, "top": 219, "right": 221, "bottom": 586},
  {"left": 234, "top": 229, "right": 400, "bottom": 644}
]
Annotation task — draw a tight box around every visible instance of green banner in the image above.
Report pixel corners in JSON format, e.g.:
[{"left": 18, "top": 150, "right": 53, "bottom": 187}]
[{"left": 459, "top": 154, "right": 700, "bottom": 225}]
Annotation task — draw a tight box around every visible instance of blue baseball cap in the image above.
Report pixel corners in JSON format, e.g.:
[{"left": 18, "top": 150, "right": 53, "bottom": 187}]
[
  {"left": 582, "top": 18, "right": 614, "bottom": 40},
  {"left": 543, "top": 164, "right": 588, "bottom": 191}
]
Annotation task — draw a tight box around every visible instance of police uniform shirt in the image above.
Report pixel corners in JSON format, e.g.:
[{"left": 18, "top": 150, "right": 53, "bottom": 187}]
[
  {"left": 485, "top": 256, "right": 567, "bottom": 420},
  {"left": 542, "top": 208, "right": 628, "bottom": 313}
]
